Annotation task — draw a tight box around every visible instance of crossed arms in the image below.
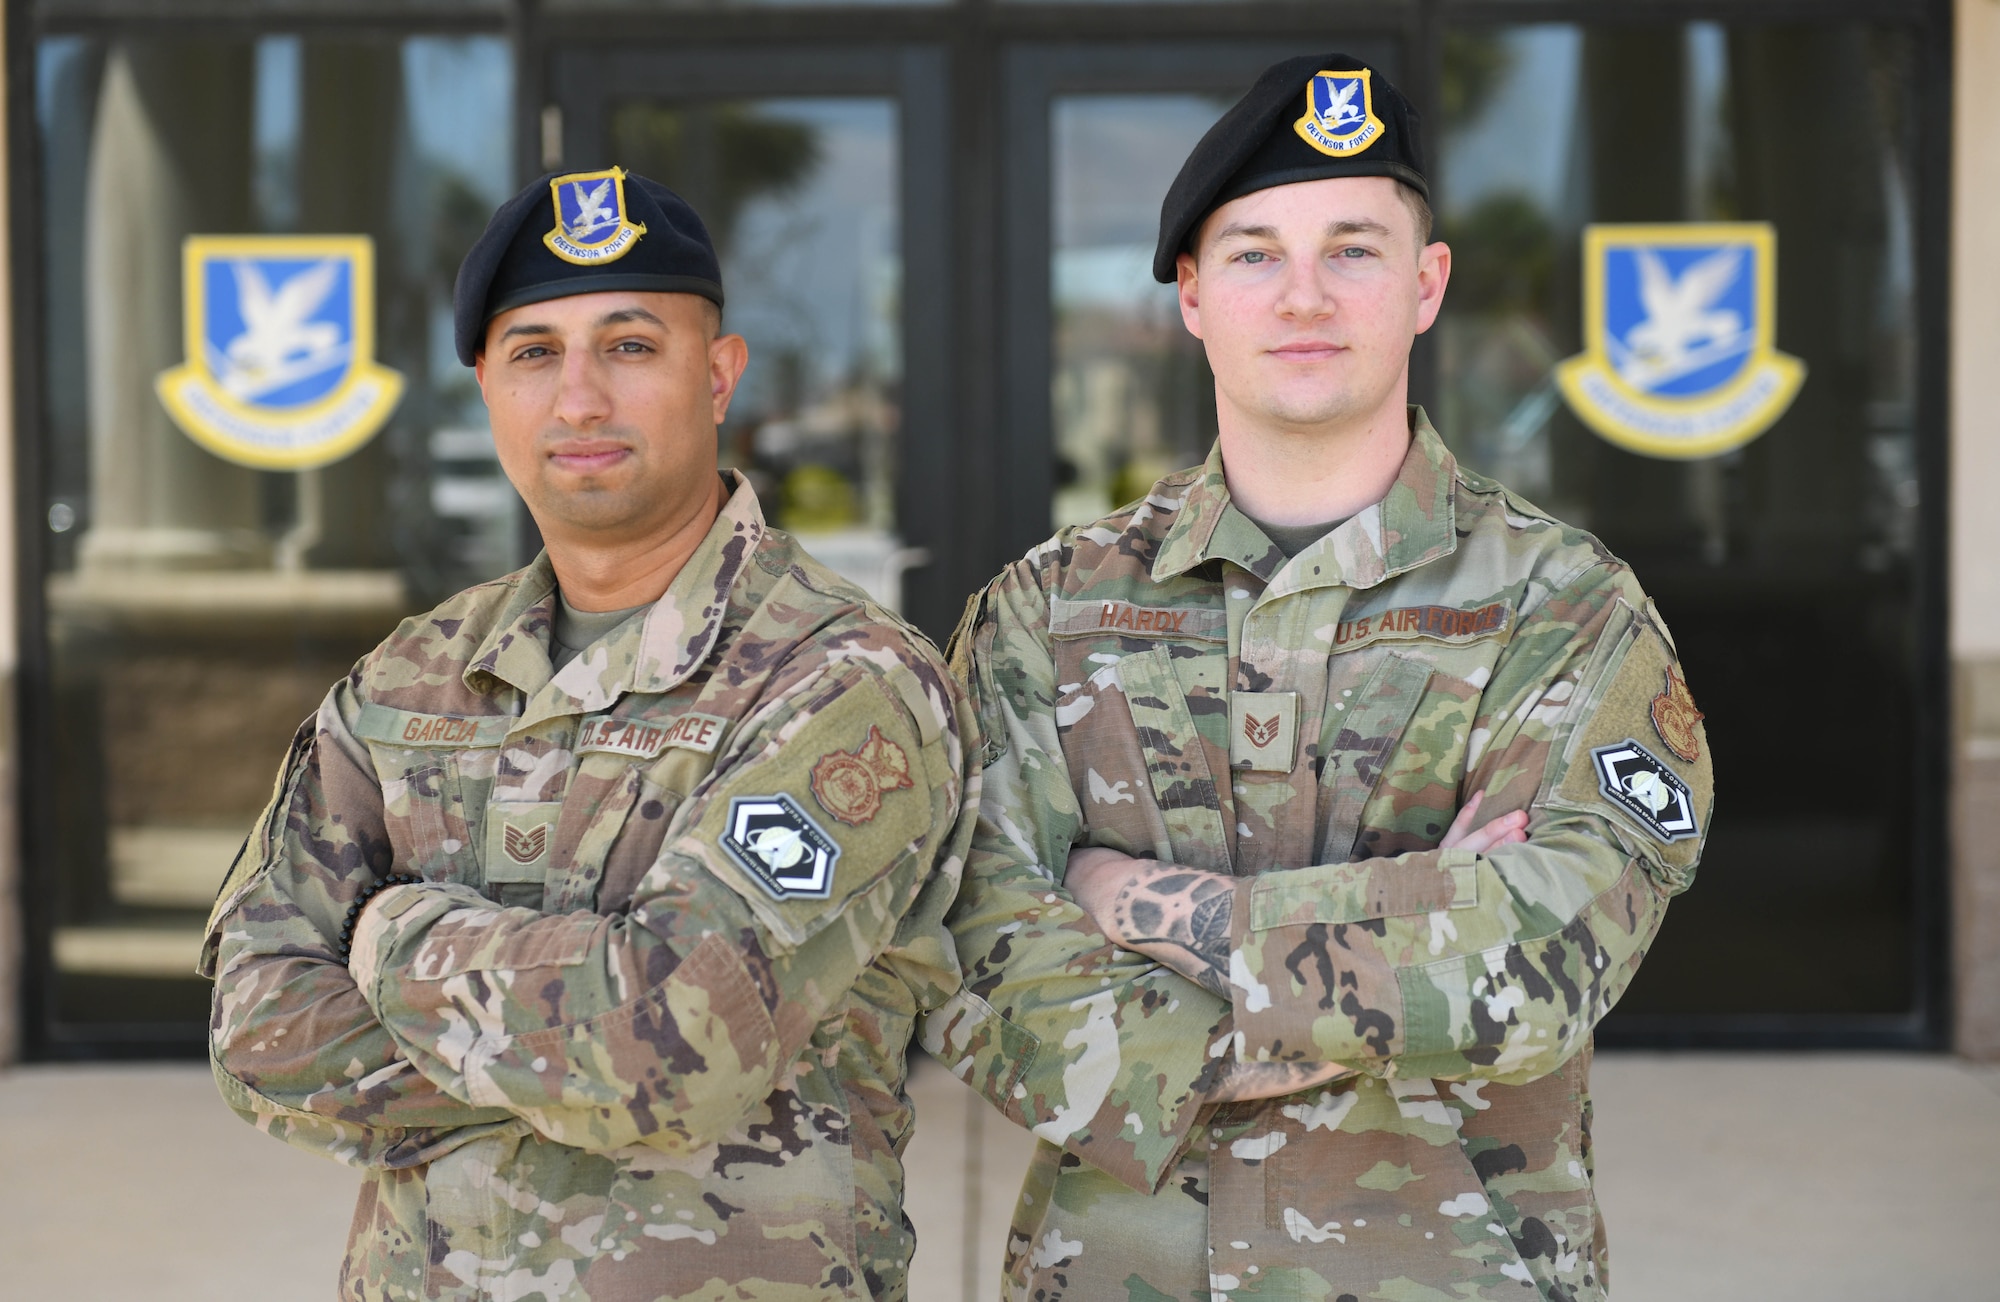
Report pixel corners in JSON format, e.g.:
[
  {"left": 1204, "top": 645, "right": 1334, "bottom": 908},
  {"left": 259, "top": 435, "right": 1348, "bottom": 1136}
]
[
  {"left": 1067, "top": 791, "right": 1529, "bottom": 1101},
  {"left": 204, "top": 654, "right": 970, "bottom": 1166},
  {"left": 926, "top": 555, "right": 1705, "bottom": 1192}
]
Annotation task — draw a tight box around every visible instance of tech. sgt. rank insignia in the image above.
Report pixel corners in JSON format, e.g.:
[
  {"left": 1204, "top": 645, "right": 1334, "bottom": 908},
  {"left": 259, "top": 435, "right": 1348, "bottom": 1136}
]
[
  {"left": 1294, "top": 69, "right": 1386, "bottom": 158},
  {"left": 544, "top": 167, "right": 648, "bottom": 265},
  {"left": 722, "top": 794, "right": 841, "bottom": 900},
  {"left": 1591, "top": 740, "right": 1700, "bottom": 843},
  {"left": 810, "top": 725, "right": 913, "bottom": 826}
]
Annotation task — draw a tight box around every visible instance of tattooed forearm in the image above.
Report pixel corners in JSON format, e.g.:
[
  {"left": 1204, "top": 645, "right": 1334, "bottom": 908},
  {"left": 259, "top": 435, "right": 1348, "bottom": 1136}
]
[
  {"left": 1108, "top": 869, "right": 1236, "bottom": 999},
  {"left": 1207, "top": 1059, "right": 1351, "bottom": 1103}
]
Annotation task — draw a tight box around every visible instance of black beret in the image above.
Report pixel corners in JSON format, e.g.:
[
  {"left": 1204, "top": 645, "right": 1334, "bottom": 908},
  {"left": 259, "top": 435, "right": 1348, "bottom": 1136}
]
[
  {"left": 452, "top": 167, "right": 724, "bottom": 365},
  {"left": 1153, "top": 54, "right": 1427, "bottom": 283}
]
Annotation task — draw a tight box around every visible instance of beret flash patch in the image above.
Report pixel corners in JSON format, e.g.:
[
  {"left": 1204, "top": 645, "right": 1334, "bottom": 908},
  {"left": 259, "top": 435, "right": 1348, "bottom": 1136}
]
[
  {"left": 1294, "top": 69, "right": 1386, "bottom": 158},
  {"left": 810, "top": 725, "right": 914, "bottom": 826},
  {"left": 544, "top": 167, "right": 647, "bottom": 266}
]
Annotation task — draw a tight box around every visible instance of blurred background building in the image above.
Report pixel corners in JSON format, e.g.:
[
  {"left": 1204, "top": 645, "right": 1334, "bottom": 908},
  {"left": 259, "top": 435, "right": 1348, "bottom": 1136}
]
[{"left": 0, "top": 0, "right": 1992, "bottom": 1066}]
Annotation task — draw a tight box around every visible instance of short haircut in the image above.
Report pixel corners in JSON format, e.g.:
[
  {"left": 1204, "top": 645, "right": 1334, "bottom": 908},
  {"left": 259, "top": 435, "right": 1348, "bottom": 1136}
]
[{"left": 1398, "top": 181, "right": 1434, "bottom": 246}]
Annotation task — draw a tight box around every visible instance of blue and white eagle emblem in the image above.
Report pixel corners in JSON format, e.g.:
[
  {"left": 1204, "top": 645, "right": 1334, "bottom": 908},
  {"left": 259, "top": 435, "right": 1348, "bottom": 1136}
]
[
  {"left": 154, "top": 235, "right": 403, "bottom": 470},
  {"left": 544, "top": 166, "right": 647, "bottom": 265},
  {"left": 1293, "top": 69, "right": 1385, "bottom": 157},
  {"left": 1555, "top": 223, "right": 1805, "bottom": 458}
]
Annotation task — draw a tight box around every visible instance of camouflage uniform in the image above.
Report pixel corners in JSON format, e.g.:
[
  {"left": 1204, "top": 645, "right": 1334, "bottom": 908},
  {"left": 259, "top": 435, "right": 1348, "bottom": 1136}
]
[
  {"left": 923, "top": 411, "right": 1711, "bottom": 1301},
  {"left": 202, "top": 474, "right": 977, "bottom": 1301}
]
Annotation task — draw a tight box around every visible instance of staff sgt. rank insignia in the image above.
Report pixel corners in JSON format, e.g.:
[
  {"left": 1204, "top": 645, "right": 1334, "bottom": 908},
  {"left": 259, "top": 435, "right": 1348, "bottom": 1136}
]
[
  {"left": 810, "top": 725, "right": 913, "bottom": 826},
  {"left": 1229, "top": 691, "right": 1299, "bottom": 771},
  {"left": 722, "top": 794, "right": 841, "bottom": 900}
]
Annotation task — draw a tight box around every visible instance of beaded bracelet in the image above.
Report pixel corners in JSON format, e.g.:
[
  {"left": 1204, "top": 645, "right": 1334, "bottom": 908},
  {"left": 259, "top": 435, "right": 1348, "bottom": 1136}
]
[{"left": 337, "top": 873, "right": 425, "bottom": 964}]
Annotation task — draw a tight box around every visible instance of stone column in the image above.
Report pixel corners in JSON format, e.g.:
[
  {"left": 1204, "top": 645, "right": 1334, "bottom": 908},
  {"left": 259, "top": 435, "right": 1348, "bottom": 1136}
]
[{"left": 77, "top": 42, "right": 261, "bottom": 574}]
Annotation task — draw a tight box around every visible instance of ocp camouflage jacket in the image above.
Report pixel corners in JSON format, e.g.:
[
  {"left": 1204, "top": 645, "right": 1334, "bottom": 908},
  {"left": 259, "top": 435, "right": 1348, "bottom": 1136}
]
[
  {"left": 923, "top": 411, "right": 1711, "bottom": 1302},
  {"left": 202, "top": 475, "right": 977, "bottom": 1301}
]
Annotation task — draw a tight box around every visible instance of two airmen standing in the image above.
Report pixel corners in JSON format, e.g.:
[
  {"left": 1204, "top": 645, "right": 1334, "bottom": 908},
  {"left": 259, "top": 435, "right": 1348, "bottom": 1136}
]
[{"left": 204, "top": 52, "right": 1710, "bottom": 1302}]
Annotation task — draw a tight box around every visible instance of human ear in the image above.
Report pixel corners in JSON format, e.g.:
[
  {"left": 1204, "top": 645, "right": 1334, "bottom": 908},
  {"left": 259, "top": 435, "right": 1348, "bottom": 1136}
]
[
  {"left": 1414, "top": 241, "right": 1452, "bottom": 335},
  {"left": 708, "top": 333, "right": 750, "bottom": 425},
  {"left": 1176, "top": 251, "right": 1205, "bottom": 340}
]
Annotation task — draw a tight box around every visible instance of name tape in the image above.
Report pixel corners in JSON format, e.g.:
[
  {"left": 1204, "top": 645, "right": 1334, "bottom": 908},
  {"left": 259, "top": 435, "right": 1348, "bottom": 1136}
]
[
  {"left": 1050, "top": 598, "right": 1227, "bottom": 642},
  {"left": 354, "top": 705, "right": 510, "bottom": 749}
]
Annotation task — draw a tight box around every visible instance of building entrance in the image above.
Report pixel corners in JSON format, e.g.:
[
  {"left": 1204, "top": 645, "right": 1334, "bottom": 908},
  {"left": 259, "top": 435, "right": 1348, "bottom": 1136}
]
[{"left": 14, "top": 2, "right": 1948, "bottom": 1056}]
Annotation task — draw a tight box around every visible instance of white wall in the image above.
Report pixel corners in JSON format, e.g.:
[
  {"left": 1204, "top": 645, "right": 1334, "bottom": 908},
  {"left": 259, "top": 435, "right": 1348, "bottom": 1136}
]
[
  {"left": 1954, "top": 1, "right": 2000, "bottom": 658},
  {"left": 1954, "top": 0, "right": 2000, "bottom": 1058}
]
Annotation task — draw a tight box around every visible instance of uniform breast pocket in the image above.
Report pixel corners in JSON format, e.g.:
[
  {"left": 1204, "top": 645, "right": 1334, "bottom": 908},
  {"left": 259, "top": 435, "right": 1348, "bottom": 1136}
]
[
  {"left": 1324, "top": 651, "right": 1491, "bottom": 863},
  {"left": 1063, "top": 645, "right": 1232, "bottom": 873},
  {"left": 589, "top": 775, "right": 679, "bottom": 912},
  {"left": 380, "top": 758, "right": 476, "bottom": 884}
]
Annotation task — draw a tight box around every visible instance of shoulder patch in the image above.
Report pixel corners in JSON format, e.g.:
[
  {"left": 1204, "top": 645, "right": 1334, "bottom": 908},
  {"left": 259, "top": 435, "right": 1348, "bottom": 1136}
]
[
  {"left": 810, "top": 725, "right": 914, "bottom": 826},
  {"left": 721, "top": 794, "right": 841, "bottom": 900},
  {"left": 1590, "top": 740, "right": 1699, "bottom": 843},
  {"left": 1650, "top": 665, "right": 1704, "bottom": 762}
]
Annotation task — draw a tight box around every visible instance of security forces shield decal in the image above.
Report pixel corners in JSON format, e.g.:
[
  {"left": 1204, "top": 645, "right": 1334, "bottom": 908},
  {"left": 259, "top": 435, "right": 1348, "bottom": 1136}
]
[
  {"left": 155, "top": 235, "right": 404, "bottom": 470},
  {"left": 1293, "top": 69, "right": 1385, "bottom": 157},
  {"left": 1591, "top": 739, "right": 1699, "bottom": 843},
  {"left": 544, "top": 167, "right": 648, "bottom": 265},
  {"left": 1555, "top": 223, "right": 1805, "bottom": 459},
  {"left": 722, "top": 794, "right": 841, "bottom": 900}
]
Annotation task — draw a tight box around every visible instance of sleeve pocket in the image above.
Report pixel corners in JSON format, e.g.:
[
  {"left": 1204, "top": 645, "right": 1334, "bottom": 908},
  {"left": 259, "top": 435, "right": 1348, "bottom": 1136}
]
[{"left": 918, "top": 986, "right": 1040, "bottom": 1122}]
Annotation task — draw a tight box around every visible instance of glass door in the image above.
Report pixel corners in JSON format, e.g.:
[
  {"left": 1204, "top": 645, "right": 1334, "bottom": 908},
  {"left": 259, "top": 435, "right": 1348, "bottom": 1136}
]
[
  {"left": 1433, "top": 22, "right": 1937, "bottom": 1036},
  {"left": 996, "top": 27, "right": 1943, "bottom": 1039},
  {"left": 29, "top": 34, "right": 516, "bottom": 1048},
  {"left": 550, "top": 46, "right": 953, "bottom": 631}
]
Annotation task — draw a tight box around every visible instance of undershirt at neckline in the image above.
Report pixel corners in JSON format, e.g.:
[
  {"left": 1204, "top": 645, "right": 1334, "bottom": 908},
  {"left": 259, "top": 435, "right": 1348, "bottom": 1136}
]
[
  {"left": 1241, "top": 512, "right": 1349, "bottom": 560},
  {"left": 550, "top": 593, "right": 648, "bottom": 673}
]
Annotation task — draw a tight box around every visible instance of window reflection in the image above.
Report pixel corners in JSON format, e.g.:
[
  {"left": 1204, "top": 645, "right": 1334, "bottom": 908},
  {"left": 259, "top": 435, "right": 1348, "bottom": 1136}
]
[
  {"left": 1435, "top": 24, "right": 1921, "bottom": 1017},
  {"left": 1050, "top": 95, "right": 1224, "bottom": 531},
  {"left": 36, "top": 35, "right": 514, "bottom": 1027},
  {"left": 611, "top": 98, "right": 914, "bottom": 606}
]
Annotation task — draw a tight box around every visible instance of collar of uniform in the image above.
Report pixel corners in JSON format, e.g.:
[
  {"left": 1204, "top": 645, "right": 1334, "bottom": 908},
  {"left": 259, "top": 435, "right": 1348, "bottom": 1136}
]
[
  {"left": 466, "top": 471, "right": 765, "bottom": 715},
  {"left": 1150, "top": 407, "right": 1458, "bottom": 591}
]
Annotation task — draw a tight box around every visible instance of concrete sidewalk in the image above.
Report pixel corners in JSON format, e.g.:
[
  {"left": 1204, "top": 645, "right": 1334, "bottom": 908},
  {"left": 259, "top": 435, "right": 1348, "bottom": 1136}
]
[{"left": 0, "top": 1053, "right": 1994, "bottom": 1300}]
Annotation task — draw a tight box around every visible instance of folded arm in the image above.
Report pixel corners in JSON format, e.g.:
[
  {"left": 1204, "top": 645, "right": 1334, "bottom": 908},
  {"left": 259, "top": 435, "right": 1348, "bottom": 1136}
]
[
  {"left": 919, "top": 568, "right": 1236, "bottom": 1194},
  {"left": 1070, "top": 792, "right": 1528, "bottom": 998},
  {"left": 1077, "top": 566, "right": 1708, "bottom": 1085},
  {"left": 1069, "top": 794, "right": 1529, "bottom": 1101},
  {"left": 202, "top": 691, "right": 518, "bottom": 1170},
  {"left": 347, "top": 654, "right": 972, "bottom": 1156}
]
